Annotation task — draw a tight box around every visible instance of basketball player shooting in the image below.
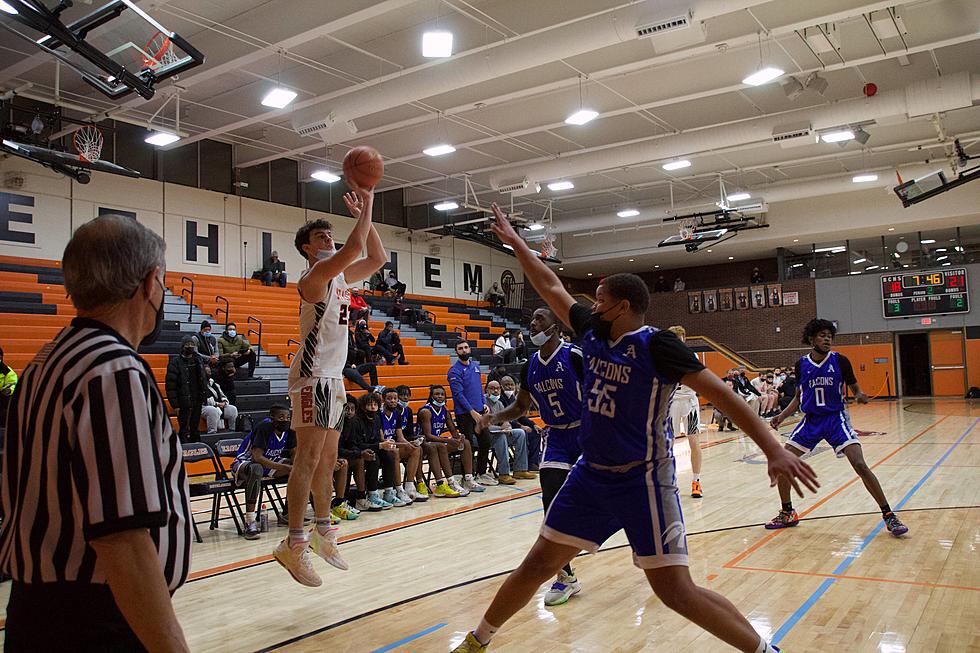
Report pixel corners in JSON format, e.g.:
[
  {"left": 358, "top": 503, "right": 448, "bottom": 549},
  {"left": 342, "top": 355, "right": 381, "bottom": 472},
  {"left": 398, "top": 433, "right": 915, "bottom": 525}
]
[
  {"left": 451, "top": 204, "right": 820, "bottom": 653},
  {"left": 274, "top": 184, "right": 386, "bottom": 587}
]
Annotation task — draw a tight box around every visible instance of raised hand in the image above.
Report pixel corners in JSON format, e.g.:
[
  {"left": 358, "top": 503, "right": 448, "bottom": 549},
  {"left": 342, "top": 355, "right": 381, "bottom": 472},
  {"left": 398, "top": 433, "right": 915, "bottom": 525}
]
[
  {"left": 343, "top": 191, "right": 364, "bottom": 218},
  {"left": 767, "top": 447, "right": 819, "bottom": 497},
  {"left": 489, "top": 202, "right": 522, "bottom": 248}
]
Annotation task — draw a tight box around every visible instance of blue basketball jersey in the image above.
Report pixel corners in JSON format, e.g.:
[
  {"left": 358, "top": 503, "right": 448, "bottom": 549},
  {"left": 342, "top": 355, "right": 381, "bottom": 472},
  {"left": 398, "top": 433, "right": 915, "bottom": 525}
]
[
  {"left": 798, "top": 351, "right": 847, "bottom": 415},
  {"left": 400, "top": 405, "right": 414, "bottom": 438},
  {"left": 524, "top": 343, "right": 583, "bottom": 426},
  {"left": 421, "top": 403, "right": 448, "bottom": 435},
  {"left": 381, "top": 408, "right": 399, "bottom": 440}
]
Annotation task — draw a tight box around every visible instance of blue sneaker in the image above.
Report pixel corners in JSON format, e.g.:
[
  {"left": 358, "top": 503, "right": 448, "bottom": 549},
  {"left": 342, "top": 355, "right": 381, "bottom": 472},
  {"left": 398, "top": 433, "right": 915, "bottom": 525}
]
[
  {"left": 366, "top": 491, "right": 387, "bottom": 511},
  {"left": 884, "top": 512, "right": 908, "bottom": 537}
]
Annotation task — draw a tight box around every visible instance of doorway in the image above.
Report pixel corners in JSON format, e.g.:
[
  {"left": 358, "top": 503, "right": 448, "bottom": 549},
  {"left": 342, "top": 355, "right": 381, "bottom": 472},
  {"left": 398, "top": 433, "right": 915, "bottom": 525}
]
[{"left": 898, "top": 333, "right": 931, "bottom": 396}]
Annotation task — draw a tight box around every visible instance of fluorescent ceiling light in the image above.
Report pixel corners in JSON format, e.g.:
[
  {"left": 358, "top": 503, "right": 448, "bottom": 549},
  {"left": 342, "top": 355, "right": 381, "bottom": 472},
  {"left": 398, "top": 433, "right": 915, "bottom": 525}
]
[
  {"left": 558, "top": 267, "right": 564, "bottom": 270},
  {"left": 954, "top": 246, "right": 964, "bottom": 252},
  {"left": 0, "top": 1, "right": 18, "bottom": 14},
  {"left": 742, "top": 66, "right": 784, "bottom": 86},
  {"left": 662, "top": 159, "right": 691, "bottom": 171},
  {"left": 942, "top": 262, "right": 951, "bottom": 266},
  {"left": 852, "top": 174, "right": 878, "bottom": 183},
  {"left": 434, "top": 201, "right": 458, "bottom": 211},
  {"left": 853, "top": 258, "right": 867, "bottom": 264},
  {"left": 791, "top": 263, "right": 804, "bottom": 268},
  {"left": 850, "top": 271, "right": 862, "bottom": 275},
  {"left": 547, "top": 181, "right": 574, "bottom": 191},
  {"left": 937, "top": 255, "right": 949, "bottom": 261},
  {"left": 628, "top": 258, "right": 634, "bottom": 262},
  {"left": 565, "top": 109, "right": 598, "bottom": 126},
  {"left": 820, "top": 129, "right": 855, "bottom": 143},
  {"left": 587, "top": 273, "right": 593, "bottom": 277},
  {"left": 617, "top": 209, "right": 640, "bottom": 218},
  {"left": 423, "top": 143, "right": 456, "bottom": 157},
  {"left": 311, "top": 170, "right": 340, "bottom": 183},
  {"left": 935, "top": 248, "right": 947, "bottom": 252},
  {"left": 503, "top": 244, "right": 514, "bottom": 250},
  {"left": 526, "top": 223, "right": 545, "bottom": 231},
  {"left": 726, "top": 192, "right": 751, "bottom": 202},
  {"left": 887, "top": 227, "right": 895, "bottom": 231},
  {"left": 921, "top": 239, "right": 936, "bottom": 244},
  {"left": 865, "top": 265, "right": 880, "bottom": 270},
  {"left": 261, "top": 87, "right": 297, "bottom": 109},
  {"left": 728, "top": 256, "right": 734, "bottom": 260},
  {"left": 144, "top": 131, "right": 180, "bottom": 146},
  {"left": 814, "top": 246, "right": 846, "bottom": 253},
  {"left": 422, "top": 30, "right": 453, "bottom": 58}
]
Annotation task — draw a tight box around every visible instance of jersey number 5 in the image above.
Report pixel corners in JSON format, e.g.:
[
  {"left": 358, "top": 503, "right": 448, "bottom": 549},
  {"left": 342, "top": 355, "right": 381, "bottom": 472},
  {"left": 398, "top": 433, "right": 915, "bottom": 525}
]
[
  {"left": 546, "top": 392, "right": 565, "bottom": 418},
  {"left": 339, "top": 304, "right": 349, "bottom": 325},
  {"left": 587, "top": 379, "right": 616, "bottom": 418}
]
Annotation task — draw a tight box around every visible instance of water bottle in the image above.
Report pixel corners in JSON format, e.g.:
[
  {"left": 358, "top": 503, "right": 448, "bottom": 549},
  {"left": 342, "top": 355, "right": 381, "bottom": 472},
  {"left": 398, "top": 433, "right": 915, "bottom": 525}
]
[{"left": 258, "top": 504, "right": 269, "bottom": 532}]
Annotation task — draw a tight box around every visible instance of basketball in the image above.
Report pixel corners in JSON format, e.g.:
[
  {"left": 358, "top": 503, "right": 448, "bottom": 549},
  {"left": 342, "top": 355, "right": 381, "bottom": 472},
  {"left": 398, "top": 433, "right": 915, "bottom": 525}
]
[{"left": 343, "top": 145, "right": 384, "bottom": 190}]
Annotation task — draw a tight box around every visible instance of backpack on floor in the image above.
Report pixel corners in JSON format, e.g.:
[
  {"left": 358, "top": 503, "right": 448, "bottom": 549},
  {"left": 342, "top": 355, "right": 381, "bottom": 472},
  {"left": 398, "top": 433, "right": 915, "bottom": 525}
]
[{"left": 235, "top": 413, "right": 255, "bottom": 434}]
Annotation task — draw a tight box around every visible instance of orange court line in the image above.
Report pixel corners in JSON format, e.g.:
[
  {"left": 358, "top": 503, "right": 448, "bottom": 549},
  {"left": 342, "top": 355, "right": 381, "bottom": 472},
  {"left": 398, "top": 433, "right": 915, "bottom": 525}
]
[
  {"left": 187, "top": 487, "right": 542, "bottom": 581},
  {"left": 732, "top": 564, "right": 980, "bottom": 593},
  {"left": 722, "top": 415, "right": 949, "bottom": 569}
]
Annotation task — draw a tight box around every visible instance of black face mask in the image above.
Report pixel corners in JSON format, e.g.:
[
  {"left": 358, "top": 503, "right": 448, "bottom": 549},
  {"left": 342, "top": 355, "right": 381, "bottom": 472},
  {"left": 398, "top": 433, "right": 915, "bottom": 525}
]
[
  {"left": 457, "top": 351, "right": 470, "bottom": 362},
  {"left": 588, "top": 303, "right": 622, "bottom": 341},
  {"left": 139, "top": 278, "right": 166, "bottom": 348},
  {"left": 274, "top": 420, "right": 290, "bottom": 433}
]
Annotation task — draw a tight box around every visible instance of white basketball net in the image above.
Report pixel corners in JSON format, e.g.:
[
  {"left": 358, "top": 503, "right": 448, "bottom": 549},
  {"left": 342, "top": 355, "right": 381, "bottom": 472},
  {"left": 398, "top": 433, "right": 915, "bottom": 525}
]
[
  {"left": 539, "top": 232, "right": 557, "bottom": 259},
  {"left": 74, "top": 126, "right": 104, "bottom": 163},
  {"left": 144, "top": 32, "right": 180, "bottom": 69},
  {"left": 679, "top": 219, "right": 698, "bottom": 240}
]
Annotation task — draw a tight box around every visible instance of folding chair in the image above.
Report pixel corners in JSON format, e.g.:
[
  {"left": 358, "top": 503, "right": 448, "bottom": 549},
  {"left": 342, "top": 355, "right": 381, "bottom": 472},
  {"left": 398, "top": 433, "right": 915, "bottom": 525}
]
[
  {"left": 213, "top": 438, "right": 288, "bottom": 523},
  {"left": 180, "top": 442, "right": 244, "bottom": 542}
]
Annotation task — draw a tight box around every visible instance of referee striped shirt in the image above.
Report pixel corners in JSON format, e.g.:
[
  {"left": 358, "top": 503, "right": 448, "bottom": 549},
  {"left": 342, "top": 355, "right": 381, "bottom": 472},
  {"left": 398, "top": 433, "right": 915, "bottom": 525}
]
[{"left": 0, "top": 317, "right": 192, "bottom": 591}]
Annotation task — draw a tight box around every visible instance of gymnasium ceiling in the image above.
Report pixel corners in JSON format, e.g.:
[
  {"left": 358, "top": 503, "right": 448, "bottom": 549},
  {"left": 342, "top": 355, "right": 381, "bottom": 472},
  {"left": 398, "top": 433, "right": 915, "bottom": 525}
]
[{"left": 1, "top": 0, "right": 979, "bottom": 275}]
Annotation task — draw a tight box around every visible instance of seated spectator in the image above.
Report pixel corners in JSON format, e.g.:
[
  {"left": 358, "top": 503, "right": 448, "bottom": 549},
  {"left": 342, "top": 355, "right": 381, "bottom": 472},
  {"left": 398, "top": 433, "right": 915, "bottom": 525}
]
[
  {"left": 493, "top": 329, "right": 517, "bottom": 364},
  {"left": 218, "top": 322, "right": 257, "bottom": 378},
  {"left": 417, "top": 385, "right": 479, "bottom": 497},
  {"left": 485, "top": 282, "right": 506, "bottom": 307},
  {"left": 487, "top": 363, "right": 509, "bottom": 385},
  {"left": 480, "top": 380, "right": 533, "bottom": 485},
  {"left": 380, "top": 388, "right": 421, "bottom": 503},
  {"left": 261, "top": 251, "right": 287, "bottom": 287},
  {"left": 215, "top": 357, "right": 238, "bottom": 406},
  {"left": 500, "top": 375, "right": 541, "bottom": 471},
  {"left": 165, "top": 336, "right": 207, "bottom": 443},
  {"left": 350, "top": 289, "right": 370, "bottom": 324},
  {"left": 385, "top": 270, "right": 407, "bottom": 297},
  {"left": 377, "top": 321, "right": 408, "bottom": 365},
  {"left": 512, "top": 331, "right": 528, "bottom": 362},
  {"left": 778, "top": 370, "right": 798, "bottom": 411},
  {"left": 0, "top": 346, "right": 17, "bottom": 423},
  {"left": 673, "top": 276, "right": 686, "bottom": 292},
  {"left": 354, "top": 320, "right": 378, "bottom": 363},
  {"left": 368, "top": 270, "right": 386, "bottom": 292},
  {"left": 654, "top": 275, "right": 670, "bottom": 293},
  {"left": 231, "top": 405, "right": 295, "bottom": 539},
  {"left": 751, "top": 372, "right": 778, "bottom": 418},
  {"left": 342, "top": 393, "right": 407, "bottom": 510},
  {"left": 733, "top": 367, "right": 760, "bottom": 413},
  {"left": 751, "top": 267, "right": 763, "bottom": 284},
  {"left": 344, "top": 329, "right": 384, "bottom": 393},
  {"left": 201, "top": 363, "right": 238, "bottom": 433},
  {"left": 712, "top": 373, "right": 738, "bottom": 432},
  {"left": 194, "top": 320, "right": 219, "bottom": 365}
]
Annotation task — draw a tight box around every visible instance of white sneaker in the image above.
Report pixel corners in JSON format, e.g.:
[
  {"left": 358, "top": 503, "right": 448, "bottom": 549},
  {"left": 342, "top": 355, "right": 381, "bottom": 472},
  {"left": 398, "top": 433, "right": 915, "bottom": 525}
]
[
  {"left": 404, "top": 483, "right": 419, "bottom": 501},
  {"left": 273, "top": 538, "right": 322, "bottom": 587},
  {"left": 355, "top": 498, "right": 372, "bottom": 512},
  {"left": 449, "top": 479, "right": 470, "bottom": 497},
  {"left": 395, "top": 487, "right": 413, "bottom": 505},
  {"left": 476, "top": 473, "right": 498, "bottom": 486},
  {"left": 309, "top": 526, "right": 349, "bottom": 571},
  {"left": 463, "top": 478, "right": 486, "bottom": 493},
  {"left": 543, "top": 571, "right": 581, "bottom": 606},
  {"left": 383, "top": 487, "right": 407, "bottom": 507}
]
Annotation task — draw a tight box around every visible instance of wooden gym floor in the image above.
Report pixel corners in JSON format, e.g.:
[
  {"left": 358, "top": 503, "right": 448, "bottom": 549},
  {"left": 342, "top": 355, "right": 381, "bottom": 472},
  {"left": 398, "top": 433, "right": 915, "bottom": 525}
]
[{"left": 0, "top": 399, "right": 977, "bottom": 652}]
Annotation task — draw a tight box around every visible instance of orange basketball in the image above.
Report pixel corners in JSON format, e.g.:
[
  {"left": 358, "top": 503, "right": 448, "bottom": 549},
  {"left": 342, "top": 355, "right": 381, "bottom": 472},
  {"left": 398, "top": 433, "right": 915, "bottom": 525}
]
[{"left": 343, "top": 145, "right": 384, "bottom": 190}]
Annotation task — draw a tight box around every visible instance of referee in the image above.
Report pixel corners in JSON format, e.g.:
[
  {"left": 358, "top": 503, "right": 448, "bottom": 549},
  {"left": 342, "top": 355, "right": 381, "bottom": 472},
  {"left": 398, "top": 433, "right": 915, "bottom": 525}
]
[{"left": 0, "top": 215, "right": 192, "bottom": 652}]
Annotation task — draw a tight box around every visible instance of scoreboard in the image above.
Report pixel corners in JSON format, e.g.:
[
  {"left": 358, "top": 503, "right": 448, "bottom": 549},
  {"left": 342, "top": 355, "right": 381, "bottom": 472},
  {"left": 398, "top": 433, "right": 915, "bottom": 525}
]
[{"left": 881, "top": 268, "right": 969, "bottom": 318}]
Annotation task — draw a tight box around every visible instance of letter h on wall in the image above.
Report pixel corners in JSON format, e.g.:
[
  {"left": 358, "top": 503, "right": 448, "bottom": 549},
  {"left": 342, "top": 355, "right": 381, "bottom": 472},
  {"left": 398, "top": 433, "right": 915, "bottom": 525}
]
[{"left": 185, "top": 220, "right": 219, "bottom": 264}]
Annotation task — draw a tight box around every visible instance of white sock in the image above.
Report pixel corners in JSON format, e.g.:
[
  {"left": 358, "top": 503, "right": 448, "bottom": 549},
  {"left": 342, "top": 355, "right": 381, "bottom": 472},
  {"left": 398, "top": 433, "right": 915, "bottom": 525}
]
[
  {"left": 464, "top": 473, "right": 474, "bottom": 481},
  {"left": 245, "top": 512, "right": 256, "bottom": 524},
  {"left": 754, "top": 638, "right": 775, "bottom": 653},
  {"left": 694, "top": 475, "right": 700, "bottom": 482},
  {"left": 403, "top": 481, "right": 414, "bottom": 491},
  {"left": 473, "top": 619, "right": 499, "bottom": 646}
]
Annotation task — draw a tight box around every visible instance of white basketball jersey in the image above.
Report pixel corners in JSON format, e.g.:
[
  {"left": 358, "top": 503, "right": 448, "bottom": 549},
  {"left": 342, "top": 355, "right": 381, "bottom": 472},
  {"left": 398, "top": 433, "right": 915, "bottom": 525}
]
[{"left": 288, "top": 269, "right": 350, "bottom": 381}]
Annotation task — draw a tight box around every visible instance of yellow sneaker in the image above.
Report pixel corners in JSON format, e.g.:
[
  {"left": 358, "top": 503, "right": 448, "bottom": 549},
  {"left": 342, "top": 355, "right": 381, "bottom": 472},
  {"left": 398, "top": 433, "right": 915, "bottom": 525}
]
[
  {"left": 451, "top": 632, "right": 488, "bottom": 653},
  {"left": 432, "top": 481, "right": 460, "bottom": 497},
  {"left": 416, "top": 481, "right": 431, "bottom": 500}
]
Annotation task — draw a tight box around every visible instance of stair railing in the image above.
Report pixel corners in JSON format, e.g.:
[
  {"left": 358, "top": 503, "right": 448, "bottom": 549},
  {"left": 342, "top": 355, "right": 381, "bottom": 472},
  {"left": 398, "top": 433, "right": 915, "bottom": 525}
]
[
  {"left": 247, "top": 316, "right": 263, "bottom": 367},
  {"left": 179, "top": 276, "right": 195, "bottom": 321},
  {"left": 215, "top": 295, "right": 230, "bottom": 328},
  {"left": 286, "top": 338, "right": 300, "bottom": 361}
]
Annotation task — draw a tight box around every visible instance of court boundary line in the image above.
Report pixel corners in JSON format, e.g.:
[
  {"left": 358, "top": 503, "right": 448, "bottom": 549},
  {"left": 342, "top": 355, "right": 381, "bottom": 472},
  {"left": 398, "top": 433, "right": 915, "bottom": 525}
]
[{"left": 732, "top": 563, "right": 980, "bottom": 593}]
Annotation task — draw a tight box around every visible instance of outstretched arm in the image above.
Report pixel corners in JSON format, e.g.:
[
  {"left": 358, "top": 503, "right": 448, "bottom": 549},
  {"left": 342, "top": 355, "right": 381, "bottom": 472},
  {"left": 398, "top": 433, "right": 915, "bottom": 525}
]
[
  {"left": 345, "top": 192, "right": 387, "bottom": 283},
  {"left": 490, "top": 203, "right": 574, "bottom": 327},
  {"left": 479, "top": 389, "right": 532, "bottom": 430},
  {"left": 299, "top": 186, "right": 374, "bottom": 302}
]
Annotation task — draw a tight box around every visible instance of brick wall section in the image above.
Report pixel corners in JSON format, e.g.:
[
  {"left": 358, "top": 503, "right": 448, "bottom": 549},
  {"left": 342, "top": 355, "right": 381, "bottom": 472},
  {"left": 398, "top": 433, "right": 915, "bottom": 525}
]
[{"left": 560, "top": 257, "right": 779, "bottom": 294}]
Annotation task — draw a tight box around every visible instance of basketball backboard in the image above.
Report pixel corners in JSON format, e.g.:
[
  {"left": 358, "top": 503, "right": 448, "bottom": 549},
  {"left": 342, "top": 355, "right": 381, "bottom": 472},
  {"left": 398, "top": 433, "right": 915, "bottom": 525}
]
[
  {"left": 658, "top": 228, "right": 728, "bottom": 248},
  {"left": 0, "top": 0, "right": 204, "bottom": 100}
]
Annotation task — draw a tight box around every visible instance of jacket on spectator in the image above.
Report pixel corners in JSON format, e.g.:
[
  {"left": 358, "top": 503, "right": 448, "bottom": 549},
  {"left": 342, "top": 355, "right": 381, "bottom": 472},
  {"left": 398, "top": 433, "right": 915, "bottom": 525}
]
[
  {"left": 218, "top": 332, "right": 253, "bottom": 357},
  {"left": 215, "top": 368, "right": 237, "bottom": 405},
  {"left": 341, "top": 412, "right": 384, "bottom": 454},
  {"left": 194, "top": 331, "right": 218, "bottom": 362},
  {"left": 165, "top": 352, "right": 207, "bottom": 410},
  {"left": 0, "top": 362, "right": 17, "bottom": 397},
  {"left": 205, "top": 377, "right": 230, "bottom": 407},
  {"left": 378, "top": 327, "right": 400, "bottom": 349},
  {"left": 448, "top": 359, "right": 485, "bottom": 416},
  {"left": 350, "top": 293, "right": 369, "bottom": 313}
]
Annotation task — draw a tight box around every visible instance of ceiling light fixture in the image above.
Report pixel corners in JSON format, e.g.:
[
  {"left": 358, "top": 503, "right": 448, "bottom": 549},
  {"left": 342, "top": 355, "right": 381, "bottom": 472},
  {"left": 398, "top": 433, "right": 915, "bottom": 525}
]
[
  {"left": 0, "top": 1, "right": 18, "bottom": 14},
  {"left": 628, "top": 258, "right": 635, "bottom": 262},
  {"left": 261, "top": 87, "right": 297, "bottom": 109},
  {"left": 814, "top": 245, "right": 846, "bottom": 253},
  {"left": 866, "top": 265, "right": 880, "bottom": 270},
  {"left": 728, "top": 256, "right": 735, "bottom": 260},
  {"left": 587, "top": 272, "right": 593, "bottom": 276},
  {"left": 145, "top": 131, "right": 180, "bottom": 146},
  {"left": 820, "top": 129, "right": 855, "bottom": 143},
  {"left": 547, "top": 181, "right": 574, "bottom": 191},
  {"left": 422, "top": 30, "right": 453, "bottom": 58},
  {"left": 726, "top": 192, "right": 751, "bottom": 202},
  {"left": 434, "top": 200, "right": 458, "bottom": 211},
  {"left": 565, "top": 109, "right": 598, "bottom": 126},
  {"left": 852, "top": 173, "right": 878, "bottom": 183},
  {"left": 887, "top": 227, "right": 895, "bottom": 231},
  {"left": 743, "top": 66, "right": 785, "bottom": 86},
  {"left": 617, "top": 208, "right": 640, "bottom": 218},
  {"left": 921, "top": 239, "right": 936, "bottom": 244},
  {"left": 526, "top": 223, "right": 545, "bottom": 231},
  {"left": 423, "top": 143, "right": 456, "bottom": 157},
  {"left": 558, "top": 267, "right": 564, "bottom": 271},
  {"left": 310, "top": 170, "right": 341, "bottom": 183},
  {"left": 853, "top": 258, "right": 867, "bottom": 264},
  {"left": 662, "top": 159, "right": 691, "bottom": 171},
  {"left": 937, "top": 255, "right": 949, "bottom": 261}
]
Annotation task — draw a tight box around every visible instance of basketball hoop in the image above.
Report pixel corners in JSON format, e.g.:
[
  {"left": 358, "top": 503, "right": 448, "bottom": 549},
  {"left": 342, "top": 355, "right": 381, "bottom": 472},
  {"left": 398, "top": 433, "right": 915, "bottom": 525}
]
[
  {"left": 74, "top": 126, "right": 104, "bottom": 163},
  {"left": 679, "top": 219, "right": 698, "bottom": 241},
  {"left": 142, "top": 32, "right": 179, "bottom": 70}
]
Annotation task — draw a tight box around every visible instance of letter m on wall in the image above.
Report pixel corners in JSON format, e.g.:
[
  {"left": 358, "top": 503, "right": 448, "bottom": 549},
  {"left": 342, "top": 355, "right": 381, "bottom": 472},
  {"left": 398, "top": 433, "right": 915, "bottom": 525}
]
[
  {"left": 463, "top": 263, "right": 483, "bottom": 294},
  {"left": 185, "top": 220, "right": 219, "bottom": 264}
]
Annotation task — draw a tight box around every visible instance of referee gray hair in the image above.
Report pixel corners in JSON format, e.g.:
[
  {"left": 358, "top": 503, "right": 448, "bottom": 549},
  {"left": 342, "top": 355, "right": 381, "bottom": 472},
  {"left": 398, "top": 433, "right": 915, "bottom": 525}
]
[{"left": 64, "top": 214, "right": 166, "bottom": 311}]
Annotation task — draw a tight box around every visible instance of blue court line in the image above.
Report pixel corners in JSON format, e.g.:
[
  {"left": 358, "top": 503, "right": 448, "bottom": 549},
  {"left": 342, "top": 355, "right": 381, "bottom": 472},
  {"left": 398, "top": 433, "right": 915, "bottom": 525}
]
[
  {"left": 509, "top": 507, "right": 544, "bottom": 519},
  {"left": 770, "top": 417, "right": 979, "bottom": 645},
  {"left": 369, "top": 623, "right": 447, "bottom": 652}
]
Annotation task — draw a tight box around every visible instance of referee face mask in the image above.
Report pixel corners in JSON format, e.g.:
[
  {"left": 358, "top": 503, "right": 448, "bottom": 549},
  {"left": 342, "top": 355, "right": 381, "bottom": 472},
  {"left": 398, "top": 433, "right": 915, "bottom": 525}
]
[{"left": 136, "top": 274, "right": 166, "bottom": 347}]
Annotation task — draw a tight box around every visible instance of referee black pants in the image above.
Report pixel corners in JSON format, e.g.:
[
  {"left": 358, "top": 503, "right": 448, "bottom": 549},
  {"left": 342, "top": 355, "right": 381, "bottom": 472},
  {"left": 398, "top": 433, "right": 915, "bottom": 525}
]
[{"left": 6, "top": 581, "right": 146, "bottom": 652}]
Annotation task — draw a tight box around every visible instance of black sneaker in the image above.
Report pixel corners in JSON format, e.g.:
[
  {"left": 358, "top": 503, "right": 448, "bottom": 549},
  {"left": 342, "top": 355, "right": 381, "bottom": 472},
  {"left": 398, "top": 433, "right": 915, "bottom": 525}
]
[
  {"left": 884, "top": 512, "right": 908, "bottom": 537},
  {"left": 243, "top": 521, "right": 261, "bottom": 540}
]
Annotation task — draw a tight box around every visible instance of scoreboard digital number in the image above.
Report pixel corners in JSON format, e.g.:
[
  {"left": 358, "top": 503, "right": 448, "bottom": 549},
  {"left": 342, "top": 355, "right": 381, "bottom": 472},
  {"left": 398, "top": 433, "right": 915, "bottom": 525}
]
[{"left": 881, "top": 268, "right": 969, "bottom": 318}]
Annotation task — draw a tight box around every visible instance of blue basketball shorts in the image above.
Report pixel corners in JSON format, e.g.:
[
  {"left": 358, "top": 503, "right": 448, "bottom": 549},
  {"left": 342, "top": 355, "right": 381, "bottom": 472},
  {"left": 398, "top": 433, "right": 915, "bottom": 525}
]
[
  {"left": 540, "top": 458, "right": 688, "bottom": 569},
  {"left": 788, "top": 410, "right": 859, "bottom": 458},
  {"left": 540, "top": 423, "right": 582, "bottom": 471}
]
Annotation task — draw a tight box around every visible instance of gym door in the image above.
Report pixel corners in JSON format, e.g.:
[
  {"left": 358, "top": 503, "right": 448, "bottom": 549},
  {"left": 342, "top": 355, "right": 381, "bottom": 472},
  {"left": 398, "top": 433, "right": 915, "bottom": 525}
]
[{"left": 929, "top": 329, "right": 967, "bottom": 396}]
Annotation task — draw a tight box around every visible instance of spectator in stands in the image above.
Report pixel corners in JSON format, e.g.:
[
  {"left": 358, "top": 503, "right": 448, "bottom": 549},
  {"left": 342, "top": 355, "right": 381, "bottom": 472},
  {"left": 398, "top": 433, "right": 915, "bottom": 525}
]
[
  {"left": 418, "top": 384, "right": 479, "bottom": 497},
  {"left": 386, "top": 270, "right": 407, "bottom": 297},
  {"left": 231, "top": 405, "right": 295, "bottom": 539},
  {"left": 513, "top": 331, "right": 528, "bottom": 362},
  {"left": 194, "top": 320, "right": 219, "bottom": 365},
  {"left": 481, "top": 380, "right": 533, "bottom": 485},
  {"left": 778, "top": 369, "right": 798, "bottom": 411},
  {"left": 732, "top": 367, "right": 760, "bottom": 413},
  {"left": 488, "top": 363, "right": 509, "bottom": 385},
  {"left": 751, "top": 372, "right": 778, "bottom": 417},
  {"left": 447, "top": 342, "right": 490, "bottom": 495},
  {"left": 342, "top": 393, "right": 406, "bottom": 510},
  {"left": 493, "top": 330, "right": 517, "bottom": 364},
  {"left": 354, "top": 319, "right": 378, "bottom": 363},
  {"left": 201, "top": 363, "right": 238, "bottom": 434},
  {"left": 381, "top": 388, "right": 421, "bottom": 504},
  {"left": 218, "top": 322, "right": 257, "bottom": 378},
  {"left": 0, "top": 345, "right": 16, "bottom": 422},
  {"left": 350, "top": 288, "right": 370, "bottom": 324},
  {"left": 485, "top": 282, "right": 506, "bottom": 307},
  {"left": 714, "top": 373, "right": 737, "bottom": 432},
  {"left": 344, "top": 329, "right": 384, "bottom": 393},
  {"left": 654, "top": 275, "right": 670, "bottom": 293},
  {"left": 215, "top": 358, "right": 238, "bottom": 406},
  {"left": 673, "top": 276, "right": 686, "bottom": 292},
  {"left": 165, "top": 336, "right": 208, "bottom": 443},
  {"left": 261, "top": 251, "right": 287, "bottom": 287},
  {"left": 499, "top": 375, "right": 541, "bottom": 471},
  {"left": 377, "top": 321, "right": 408, "bottom": 365},
  {"left": 751, "top": 267, "right": 763, "bottom": 284},
  {"left": 369, "top": 270, "right": 386, "bottom": 292}
]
